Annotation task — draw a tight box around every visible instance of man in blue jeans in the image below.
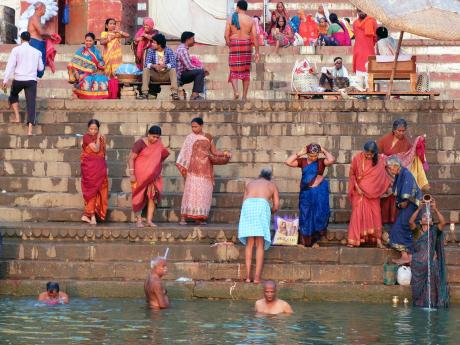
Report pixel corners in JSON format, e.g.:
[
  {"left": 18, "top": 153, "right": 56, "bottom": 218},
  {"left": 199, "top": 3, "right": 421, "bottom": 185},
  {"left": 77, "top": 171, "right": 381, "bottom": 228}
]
[{"left": 175, "top": 31, "right": 209, "bottom": 100}]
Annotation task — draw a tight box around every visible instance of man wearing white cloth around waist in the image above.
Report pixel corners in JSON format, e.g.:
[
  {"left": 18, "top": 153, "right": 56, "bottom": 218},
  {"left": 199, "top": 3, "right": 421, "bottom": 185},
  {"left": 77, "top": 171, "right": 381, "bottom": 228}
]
[{"left": 238, "top": 168, "right": 279, "bottom": 284}]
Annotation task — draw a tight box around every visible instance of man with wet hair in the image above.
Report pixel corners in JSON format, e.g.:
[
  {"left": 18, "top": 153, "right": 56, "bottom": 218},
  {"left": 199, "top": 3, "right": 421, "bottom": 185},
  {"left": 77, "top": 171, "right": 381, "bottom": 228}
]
[
  {"left": 38, "top": 282, "right": 69, "bottom": 304},
  {"left": 255, "top": 280, "right": 293, "bottom": 315},
  {"left": 144, "top": 256, "right": 170, "bottom": 309},
  {"left": 238, "top": 168, "right": 279, "bottom": 284}
]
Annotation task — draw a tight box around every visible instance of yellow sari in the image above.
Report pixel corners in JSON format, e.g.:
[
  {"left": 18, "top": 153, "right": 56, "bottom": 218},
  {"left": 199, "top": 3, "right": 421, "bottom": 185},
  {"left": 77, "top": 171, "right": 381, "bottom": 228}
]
[{"left": 100, "top": 31, "right": 123, "bottom": 77}]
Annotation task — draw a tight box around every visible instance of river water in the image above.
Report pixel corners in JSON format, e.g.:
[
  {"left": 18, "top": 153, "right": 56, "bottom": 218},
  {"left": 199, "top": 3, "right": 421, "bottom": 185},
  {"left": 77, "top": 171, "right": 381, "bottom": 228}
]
[{"left": 0, "top": 298, "right": 458, "bottom": 344}]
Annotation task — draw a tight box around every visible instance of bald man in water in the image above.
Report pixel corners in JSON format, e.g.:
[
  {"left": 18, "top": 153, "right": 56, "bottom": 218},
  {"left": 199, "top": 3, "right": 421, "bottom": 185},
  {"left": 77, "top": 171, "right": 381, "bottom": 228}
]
[
  {"left": 255, "top": 280, "right": 293, "bottom": 315},
  {"left": 144, "top": 257, "right": 170, "bottom": 309}
]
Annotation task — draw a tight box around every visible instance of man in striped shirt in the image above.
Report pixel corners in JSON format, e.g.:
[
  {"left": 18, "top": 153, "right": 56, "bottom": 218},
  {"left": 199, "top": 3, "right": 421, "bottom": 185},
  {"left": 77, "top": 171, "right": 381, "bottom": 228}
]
[
  {"left": 175, "top": 32, "right": 208, "bottom": 100},
  {"left": 138, "top": 33, "right": 180, "bottom": 100}
]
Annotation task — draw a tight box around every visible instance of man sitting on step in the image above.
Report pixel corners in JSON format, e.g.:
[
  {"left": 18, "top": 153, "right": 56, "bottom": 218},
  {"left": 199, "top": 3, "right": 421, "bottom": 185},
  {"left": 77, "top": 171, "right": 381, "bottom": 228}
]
[
  {"left": 144, "top": 257, "right": 170, "bottom": 310},
  {"left": 138, "top": 33, "right": 180, "bottom": 100}
]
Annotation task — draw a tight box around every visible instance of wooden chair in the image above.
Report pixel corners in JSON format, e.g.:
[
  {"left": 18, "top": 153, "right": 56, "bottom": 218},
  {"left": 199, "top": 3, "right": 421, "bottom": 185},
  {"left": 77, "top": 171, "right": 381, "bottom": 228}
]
[{"left": 367, "top": 56, "right": 417, "bottom": 92}]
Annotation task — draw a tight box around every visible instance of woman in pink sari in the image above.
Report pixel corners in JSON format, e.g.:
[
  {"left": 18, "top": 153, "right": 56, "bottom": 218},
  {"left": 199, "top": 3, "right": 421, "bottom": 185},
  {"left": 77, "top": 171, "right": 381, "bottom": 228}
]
[
  {"left": 128, "top": 126, "right": 169, "bottom": 228},
  {"left": 347, "top": 141, "right": 391, "bottom": 248},
  {"left": 176, "top": 117, "right": 231, "bottom": 225},
  {"left": 133, "top": 17, "right": 159, "bottom": 69},
  {"left": 80, "top": 119, "right": 108, "bottom": 225}
]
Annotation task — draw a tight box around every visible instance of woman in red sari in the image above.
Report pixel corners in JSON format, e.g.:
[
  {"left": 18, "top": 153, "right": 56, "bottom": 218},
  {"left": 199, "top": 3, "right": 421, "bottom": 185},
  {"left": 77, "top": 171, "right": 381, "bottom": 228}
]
[
  {"left": 176, "top": 117, "right": 231, "bottom": 225},
  {"left": 347, "top": 141, "right": 390, "bottom": 248},
  {"left": 128, "top": 126, "right": 169, "bottom": 228},
  {"left": 377, "top": 118, "right": 430, "bottom": 223},
  {"left": 80, "top": 119, "right": 109, "bottom": 225}
]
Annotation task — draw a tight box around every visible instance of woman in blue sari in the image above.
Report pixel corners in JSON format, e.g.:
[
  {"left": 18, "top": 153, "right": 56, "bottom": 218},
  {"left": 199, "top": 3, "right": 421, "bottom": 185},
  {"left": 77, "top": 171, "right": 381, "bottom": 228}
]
[
  {"left": 67, "top": 32, "right": 109, "bottom": 99},
  {"left": 387, "top": 156, "right": 422, "bottom": 264},
  {"left": 286, "top": 143, "right": 335, "bottom": 247},
  {"left": 409, "top": 198, "right": 449, "bottom": 308}
]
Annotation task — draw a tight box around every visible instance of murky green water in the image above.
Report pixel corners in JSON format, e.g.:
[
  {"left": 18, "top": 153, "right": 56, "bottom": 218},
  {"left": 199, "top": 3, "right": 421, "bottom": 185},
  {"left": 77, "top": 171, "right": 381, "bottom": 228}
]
[{"left": 0, "top": 298, "right": 458, "bottom": 344}]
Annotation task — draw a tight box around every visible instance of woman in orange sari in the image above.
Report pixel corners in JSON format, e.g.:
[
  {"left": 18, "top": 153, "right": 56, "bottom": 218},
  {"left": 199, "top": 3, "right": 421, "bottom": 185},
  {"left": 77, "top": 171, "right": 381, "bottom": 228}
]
[
  {"left": 128, "top": 126, "right": 169, "bottom": 228},
  {"left": 377, "top": 118, "right": 430, "bottom": 223},
  {"left": 347, "top": 141, "right": 390, "bottom": 248},
  {"left": 100, "top": 18, "right": 129, "bottom": 78},
  {"left": 176, "top": 117, "right": 231, "bottom": 225},
  {"left": 80, "top": 119, "right": 109, "bottom": 225}
]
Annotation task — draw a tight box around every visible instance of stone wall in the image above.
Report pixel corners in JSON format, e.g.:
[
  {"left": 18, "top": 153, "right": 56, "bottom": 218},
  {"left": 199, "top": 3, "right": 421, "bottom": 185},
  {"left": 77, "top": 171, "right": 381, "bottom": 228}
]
[{"left": 0, "top": 6, "right": 17, "bottom": 44}]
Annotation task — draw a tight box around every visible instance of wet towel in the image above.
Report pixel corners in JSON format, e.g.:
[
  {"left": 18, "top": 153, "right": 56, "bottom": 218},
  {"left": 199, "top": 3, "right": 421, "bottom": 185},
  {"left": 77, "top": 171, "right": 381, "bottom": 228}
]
[
  {"left": 30, "top": 38, "right": 46, "bottom": 78},
  {"left": 46, "top": 34, "right": 62, "bottom": 74},
  {"left": 238, "top": 198, "right": 272, "bottom": 250}
]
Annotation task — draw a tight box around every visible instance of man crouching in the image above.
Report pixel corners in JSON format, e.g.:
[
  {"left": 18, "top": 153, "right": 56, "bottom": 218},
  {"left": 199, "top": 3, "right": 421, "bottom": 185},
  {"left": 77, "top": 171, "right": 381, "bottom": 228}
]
[{"left": 144, "top": 256, "right": 170, "bottom": 309}]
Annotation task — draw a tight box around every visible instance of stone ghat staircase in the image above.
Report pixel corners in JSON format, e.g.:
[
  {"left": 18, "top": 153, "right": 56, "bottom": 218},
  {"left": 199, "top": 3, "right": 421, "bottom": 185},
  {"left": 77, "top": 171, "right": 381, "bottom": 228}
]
[
  {"left": 0, "top": 99, "right": 459, "bottom": 224},
  {"left": 1, "top": 36, "right": 460, "bottom": 100},
  {"left": 1, "top": 222, "right": 460, "bottom": 301}
]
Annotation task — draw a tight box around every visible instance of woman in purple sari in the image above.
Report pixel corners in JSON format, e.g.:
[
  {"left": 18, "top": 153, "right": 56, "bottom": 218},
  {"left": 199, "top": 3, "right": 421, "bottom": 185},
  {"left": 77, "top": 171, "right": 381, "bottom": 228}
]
[{"left": 409, "top": 198, "right": 449, "bottom": 308}]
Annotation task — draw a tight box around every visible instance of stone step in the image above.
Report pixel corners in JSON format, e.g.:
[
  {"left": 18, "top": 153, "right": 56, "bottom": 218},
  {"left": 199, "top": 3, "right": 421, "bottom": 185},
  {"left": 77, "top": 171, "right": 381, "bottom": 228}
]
[
  {"left": 0, "top": 176, "right": 458, "bottom": 194},
  {"left": 0, "top": 148, "right": 458, "bottom": 165},
  {"left": 1, "top": 190, "right": 459, "bottom": 211},
  {"left": 0, "top": 279, "right": 421, "bottom": 302},
  {"left": 1, "top": 159, "right": 459, "bottom": 181},
  {"left": 0, "top": 205, "right": 354, "bottom": 223},
  {"left": 0, "top": 239, "right": 400, "bottom": 264},
  {"left": 2, "top": 258, "right": 460, "bottom": 284},
  {"left": 3, "top": 238, "right": 460, "bottom": 265},
  {"left": 1, "top": 99, "right": 459, "bottom": 113}
]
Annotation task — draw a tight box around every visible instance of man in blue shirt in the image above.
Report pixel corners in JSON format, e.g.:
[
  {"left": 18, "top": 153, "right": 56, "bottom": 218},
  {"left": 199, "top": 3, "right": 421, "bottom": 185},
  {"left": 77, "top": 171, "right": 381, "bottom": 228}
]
[{"left": 138, "top": 33, "right": 179, "bottom": 100}]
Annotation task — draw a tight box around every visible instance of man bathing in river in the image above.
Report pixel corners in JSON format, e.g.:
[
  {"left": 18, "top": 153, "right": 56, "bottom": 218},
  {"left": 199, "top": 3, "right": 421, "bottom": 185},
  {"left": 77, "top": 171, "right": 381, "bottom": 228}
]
[
  {"left": 38, "top": 282, "right": 69, "bottom": 304},
  {"left": 144, "top": 257, "right": 170, "bottom": 309},
  {"left": 27, "top": 2, "right": 51, "bottom": 78},
  {"left": 255, "top": 280, "right": 293, "bottom": 315}
]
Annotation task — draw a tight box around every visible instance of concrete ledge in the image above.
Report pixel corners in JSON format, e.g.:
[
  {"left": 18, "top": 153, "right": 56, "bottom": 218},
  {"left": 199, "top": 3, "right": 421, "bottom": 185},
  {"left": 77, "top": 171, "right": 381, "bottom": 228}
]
[{"left": 0, "top": 279, "right": 418, "bottom": 303}]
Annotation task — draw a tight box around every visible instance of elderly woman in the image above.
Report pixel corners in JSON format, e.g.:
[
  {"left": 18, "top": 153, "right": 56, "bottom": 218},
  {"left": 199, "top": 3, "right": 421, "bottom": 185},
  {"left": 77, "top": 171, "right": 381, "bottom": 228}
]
[
  {"left": 347, "top": 141, "right": 390, "bottom": 248},
  {"left": 133, "top": 17, "right": 159, "bottom": 69},
  {"left": 128, "top": 125, "right": 169, "bottom": 228},
  {"left": 67, "top": 32, "right": 109, "bottom": 99},
  {"left": 285, "top": 144, "right": 335, "bottom": 247},
  {"left": 387, "top": 156, "right": 422, "bottom": 264},
  {"left": 377, "top": 118, "right": 429, "bottom": 223},
  {"left": 409, "top": 198, "right": 449, "bottom": 308}
]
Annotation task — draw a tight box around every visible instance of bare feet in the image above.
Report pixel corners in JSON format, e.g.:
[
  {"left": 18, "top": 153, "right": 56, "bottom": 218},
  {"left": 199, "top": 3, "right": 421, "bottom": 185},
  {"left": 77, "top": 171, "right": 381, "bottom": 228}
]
[
  {"left": 81, "top": 215, "right": 91, "bottom": 224},
  {"left": 245, "top": 278, "right": 251, "bottom": 283},
  {"left": 136, "top": 220, "right": 144, "bottom": 228},
  {"left": 233, "top": 93, "right": 240, "bottom": 100},
  {"left": 179, "top": 219, "right": 187, "bottom": 225},
  {"left": 376, "top": 241, "right": 385, "bottom": 249},
  {"left": 27, "top": 123, "right": 33, "bottom": 136},
  {"left": 90, "top": 216, "right": 97, "bottom": 225},
  {"left": 253, "top": 279, "right": 261, "bottom": 284},
  {"left": 347, "top": 244, "right": 355, "bottom": 248},
  {"left": 312, "top": 243, "right": 320, "bottom": 248},
  {"left": 146, "top": 221, "right": 157, "bottom": 228}
]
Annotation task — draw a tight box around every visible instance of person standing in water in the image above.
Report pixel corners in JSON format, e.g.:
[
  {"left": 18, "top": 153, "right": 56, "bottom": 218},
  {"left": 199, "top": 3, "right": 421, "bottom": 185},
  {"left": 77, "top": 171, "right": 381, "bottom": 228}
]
[
  {"left": 144, "top": 257, "right": 170, "bottom": 309},
  {"left": 225, "top": 0, "right": 259, "bottom": 100},
  {"left": 255, "top": 280, "right": 293, "bottom": 315},
  {"left": 238, "top": 168, "right": 279, "bottom": 284},
  {"left": 38, "top": 282, "right": 69, "bottom": 304}
]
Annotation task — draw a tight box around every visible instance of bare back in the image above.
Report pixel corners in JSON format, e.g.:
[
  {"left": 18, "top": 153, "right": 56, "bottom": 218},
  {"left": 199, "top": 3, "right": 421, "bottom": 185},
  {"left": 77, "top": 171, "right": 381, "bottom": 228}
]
[
  {"left": 244, "top": 178, "right": 277, "bottom": 202},
  {"left": 144, "top": 273, "right": 168, "bottom": 309},
  {"left": 229, "top": 13, "right": 254, "bottom": 39}
]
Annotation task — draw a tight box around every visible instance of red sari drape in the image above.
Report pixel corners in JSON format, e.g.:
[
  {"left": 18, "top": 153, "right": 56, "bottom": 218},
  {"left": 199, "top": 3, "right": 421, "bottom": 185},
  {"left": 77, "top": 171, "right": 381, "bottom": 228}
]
[
  {"left": 347, "top": 153, "right": 390, "bottom": 246},
  {"left": 80, "top": 134, "right": 108, "bottom": 220},
  {"left": 132, "top": 140, "right": 169, "bottom": 213},
  {"left": 377, "top": 132, "right": 411, "bottom": 223}
]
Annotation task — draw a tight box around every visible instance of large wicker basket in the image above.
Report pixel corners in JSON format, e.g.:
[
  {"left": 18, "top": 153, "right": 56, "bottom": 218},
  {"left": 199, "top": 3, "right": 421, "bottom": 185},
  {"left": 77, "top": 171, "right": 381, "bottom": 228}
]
[{"left": 116, "top": 74, "right": 142, "bottom": 84}]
